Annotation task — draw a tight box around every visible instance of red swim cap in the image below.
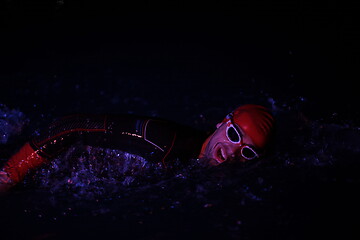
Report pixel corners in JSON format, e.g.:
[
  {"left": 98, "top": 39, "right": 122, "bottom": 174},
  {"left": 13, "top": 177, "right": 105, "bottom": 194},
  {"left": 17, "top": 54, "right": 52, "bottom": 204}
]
[{"left": 225, "top": 104, "right": 275, "bottom": 150}]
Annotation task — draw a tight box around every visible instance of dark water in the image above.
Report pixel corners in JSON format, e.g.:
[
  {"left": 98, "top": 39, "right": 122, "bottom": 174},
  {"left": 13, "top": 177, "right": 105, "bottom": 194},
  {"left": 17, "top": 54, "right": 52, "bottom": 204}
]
[{"left": 0, "top": 1, "right": 359, "bottom": 239}]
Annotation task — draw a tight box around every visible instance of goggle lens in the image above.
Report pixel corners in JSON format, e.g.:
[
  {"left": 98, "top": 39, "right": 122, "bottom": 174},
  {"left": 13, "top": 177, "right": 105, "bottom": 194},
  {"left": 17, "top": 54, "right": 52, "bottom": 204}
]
[
  {"left": 241, "top": 146, "right": 258, "bottom": 160},
  {"left": 227, "top": 126, "right": 241, "bottom": 143}
]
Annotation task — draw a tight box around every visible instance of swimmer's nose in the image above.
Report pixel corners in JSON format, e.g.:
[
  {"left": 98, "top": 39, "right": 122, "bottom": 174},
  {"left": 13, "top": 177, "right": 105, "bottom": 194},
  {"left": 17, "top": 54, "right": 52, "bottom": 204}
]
[
  {"left": 225, "top": 145, "right": 239, "bottom": 161},
  {"left": 229, "top": 147, "right": 245, "bottom": 162}
]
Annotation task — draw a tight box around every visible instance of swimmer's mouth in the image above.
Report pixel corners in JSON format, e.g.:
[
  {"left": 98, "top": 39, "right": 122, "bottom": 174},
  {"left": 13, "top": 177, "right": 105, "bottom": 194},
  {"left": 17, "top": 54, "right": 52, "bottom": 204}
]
[{"left": 216, "top": 147, "right": 226, "bottom": 163}]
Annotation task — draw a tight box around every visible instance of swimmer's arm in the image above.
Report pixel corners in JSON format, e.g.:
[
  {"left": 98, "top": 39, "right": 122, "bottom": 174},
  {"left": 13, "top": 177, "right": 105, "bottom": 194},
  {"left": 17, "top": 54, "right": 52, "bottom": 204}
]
[
  {"left": 0, "top": 114, "right": 115, "bottom": 192},
  {"left": 0, "top": 142, "right": 47, "bottom": 192},
  {"left": 0, "top": 114, "right": 174, "bottom": 192}
]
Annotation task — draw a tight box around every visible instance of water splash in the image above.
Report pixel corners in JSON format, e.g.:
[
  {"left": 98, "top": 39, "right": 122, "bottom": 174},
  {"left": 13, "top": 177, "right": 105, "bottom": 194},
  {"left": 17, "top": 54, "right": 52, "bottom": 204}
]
[
  {"left": 1, "top": 94, "right": 360, "bottom": 240},
  {"left": 26, "top": 144, "right": 168, "bottom": 199}
]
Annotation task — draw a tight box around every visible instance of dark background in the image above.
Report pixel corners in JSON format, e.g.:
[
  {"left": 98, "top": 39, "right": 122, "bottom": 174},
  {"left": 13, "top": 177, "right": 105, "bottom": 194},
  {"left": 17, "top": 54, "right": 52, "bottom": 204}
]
[
  {"left": 0, "top": 0, "right": 357, "bottom": 122},
  {"left": 0, "top": 1, "right": 359, "bottom": 240}
]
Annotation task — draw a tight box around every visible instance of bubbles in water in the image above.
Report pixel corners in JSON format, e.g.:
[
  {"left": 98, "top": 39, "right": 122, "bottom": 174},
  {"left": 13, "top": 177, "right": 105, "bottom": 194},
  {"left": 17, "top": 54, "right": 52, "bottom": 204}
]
[{"left": 27, "top": 144, "right": 167, "bottom": 199}]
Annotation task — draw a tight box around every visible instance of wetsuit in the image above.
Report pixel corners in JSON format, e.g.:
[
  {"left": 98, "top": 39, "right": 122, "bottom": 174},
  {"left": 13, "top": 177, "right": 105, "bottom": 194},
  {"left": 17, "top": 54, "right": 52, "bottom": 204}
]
[{"left": 1, "top": 114, "right": 207, "bottom": 185}]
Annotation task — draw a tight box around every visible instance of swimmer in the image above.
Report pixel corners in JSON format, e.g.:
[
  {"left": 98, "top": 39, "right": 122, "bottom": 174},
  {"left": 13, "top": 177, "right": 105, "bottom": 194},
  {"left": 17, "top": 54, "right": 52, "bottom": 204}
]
[{"left": 0, "top": 104, "right": 274, "bottom": 192}]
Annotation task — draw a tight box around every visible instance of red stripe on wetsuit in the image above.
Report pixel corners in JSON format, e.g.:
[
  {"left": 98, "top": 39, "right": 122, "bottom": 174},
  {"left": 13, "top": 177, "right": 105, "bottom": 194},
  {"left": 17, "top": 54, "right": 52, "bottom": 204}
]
[{"left": 2, "top": 142, "right": 47, "bottom": 184}]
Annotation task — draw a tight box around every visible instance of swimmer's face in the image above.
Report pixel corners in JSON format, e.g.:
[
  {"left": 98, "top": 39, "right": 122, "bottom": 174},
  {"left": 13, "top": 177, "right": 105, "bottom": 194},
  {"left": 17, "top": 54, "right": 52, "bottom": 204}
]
[{"left": 199, "top": 120, "right": 258, "bottom": 166}]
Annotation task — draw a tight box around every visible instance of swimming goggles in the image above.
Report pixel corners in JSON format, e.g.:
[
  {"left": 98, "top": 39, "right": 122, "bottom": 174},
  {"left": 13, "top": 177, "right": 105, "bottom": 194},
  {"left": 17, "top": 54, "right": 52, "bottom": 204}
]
[{"left": 225, "top": 118, "right": 259, "bottom": 161}]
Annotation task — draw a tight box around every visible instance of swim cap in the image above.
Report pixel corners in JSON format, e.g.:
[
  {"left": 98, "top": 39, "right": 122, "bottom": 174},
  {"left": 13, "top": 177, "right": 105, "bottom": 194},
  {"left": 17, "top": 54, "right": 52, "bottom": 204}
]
[{"left": 225, "top": 104, "right": 275, "bottom": 150}]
